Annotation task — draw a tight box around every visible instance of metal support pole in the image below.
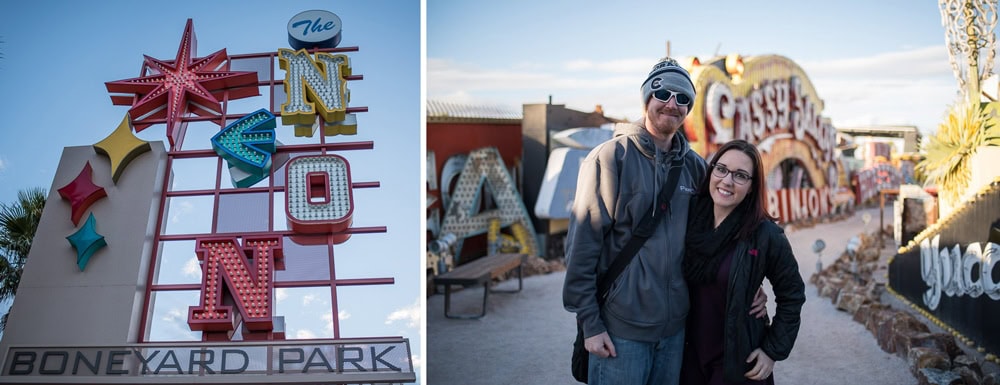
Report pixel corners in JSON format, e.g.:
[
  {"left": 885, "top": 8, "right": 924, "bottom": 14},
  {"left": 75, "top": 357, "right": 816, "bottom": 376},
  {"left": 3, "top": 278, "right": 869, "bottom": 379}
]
[{"left": 879, "top": 191, "right": 886, "bottom": 250}]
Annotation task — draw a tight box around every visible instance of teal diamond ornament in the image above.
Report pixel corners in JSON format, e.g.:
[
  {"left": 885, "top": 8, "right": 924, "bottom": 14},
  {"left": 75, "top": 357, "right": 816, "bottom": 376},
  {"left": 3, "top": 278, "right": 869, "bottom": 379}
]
[{"left": 66, "top": 213, "right": 107, "bottom": 271}]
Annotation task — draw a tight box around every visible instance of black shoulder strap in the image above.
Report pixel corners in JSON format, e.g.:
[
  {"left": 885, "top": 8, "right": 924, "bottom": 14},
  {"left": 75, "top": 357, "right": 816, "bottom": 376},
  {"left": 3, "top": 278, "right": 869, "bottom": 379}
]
[{"left": 597, "top": 155, "right": 686, "bottom": 303}]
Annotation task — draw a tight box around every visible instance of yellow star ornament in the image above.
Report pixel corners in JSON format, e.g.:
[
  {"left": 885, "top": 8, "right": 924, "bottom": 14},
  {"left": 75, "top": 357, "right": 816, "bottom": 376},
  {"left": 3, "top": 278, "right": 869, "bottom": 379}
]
[{"left": 93, "top": 113, "right": 152, "bottom": 184}]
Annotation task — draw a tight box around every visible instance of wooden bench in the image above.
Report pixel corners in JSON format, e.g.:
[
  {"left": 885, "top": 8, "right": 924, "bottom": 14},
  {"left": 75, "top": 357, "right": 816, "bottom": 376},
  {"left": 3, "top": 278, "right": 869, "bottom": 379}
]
[{"left": 434, "top": 253, "right": 526, "bottom": 319}]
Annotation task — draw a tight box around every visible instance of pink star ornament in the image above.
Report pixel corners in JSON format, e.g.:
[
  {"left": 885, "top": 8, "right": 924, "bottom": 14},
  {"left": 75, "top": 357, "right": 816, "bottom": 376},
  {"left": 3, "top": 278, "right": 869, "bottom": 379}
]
[
  {"left": 105, "top": 19, "right": 259, "bottom": 148},
  {"left": 57, "top": 162, "right": 108, "bottom": 226}
]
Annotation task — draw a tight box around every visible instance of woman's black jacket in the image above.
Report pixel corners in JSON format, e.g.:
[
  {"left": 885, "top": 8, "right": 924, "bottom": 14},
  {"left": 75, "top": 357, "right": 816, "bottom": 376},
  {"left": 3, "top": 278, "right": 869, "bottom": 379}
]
[{"left": 721, "top": 220, "right": 806, "bottom": 382}]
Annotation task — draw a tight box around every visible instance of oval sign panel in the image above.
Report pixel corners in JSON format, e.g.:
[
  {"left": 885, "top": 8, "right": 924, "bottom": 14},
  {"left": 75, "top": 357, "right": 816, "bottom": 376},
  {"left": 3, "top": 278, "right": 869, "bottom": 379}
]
[{"left": 287, "top": 10, "right": 343, "bottom": 50}]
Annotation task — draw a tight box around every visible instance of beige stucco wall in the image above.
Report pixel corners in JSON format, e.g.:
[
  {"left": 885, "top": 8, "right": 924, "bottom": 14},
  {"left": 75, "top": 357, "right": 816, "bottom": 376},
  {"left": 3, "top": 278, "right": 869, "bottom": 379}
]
[{"left": 0, "top": 143, "right": 166, "bottom": 359}]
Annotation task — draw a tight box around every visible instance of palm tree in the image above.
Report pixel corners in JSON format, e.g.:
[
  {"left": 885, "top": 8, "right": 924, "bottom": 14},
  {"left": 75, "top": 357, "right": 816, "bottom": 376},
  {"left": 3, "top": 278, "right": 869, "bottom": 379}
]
[
  {"left": 0, "top": 188, "right": 46, "bottom": 331},
  {"left": 916, "top": 99, "right": 1000, "bottom": 210}
]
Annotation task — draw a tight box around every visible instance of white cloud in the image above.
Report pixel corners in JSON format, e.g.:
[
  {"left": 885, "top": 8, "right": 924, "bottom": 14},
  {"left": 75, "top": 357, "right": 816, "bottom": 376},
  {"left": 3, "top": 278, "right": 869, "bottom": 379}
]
[
  {"left": 385, "top": 298, "right": 420, "bottom": 329},
  {"left": 302, "top": 294, "right": 317, "bottom": 306},
  {"left": 295, "top": 329, "right": 317, "bottom": 339},
  {"left": 151, "top": 306, "right": 200, "bottom": 342},
  {"left": 428, "top": 56, "right": 643, "bottom": 120},
  {"left": 0, "top": 157, "right": 7, "bottom": 172},
  {"left": 322, "top": 312, "right": 335, "bottom": 330},
  {"left": 798, "top": 45, "right": 958, "bottom": 133},
  {"left": 338, "top": 310, "right": 351, "bottom": 321},
  {"left": 563, "top": 58, "right": 650, "bottom": 73},
  {"left": 170, "top": 201, "right": 195, "bottom": 224},
  {"left": 410, "top": 354, "right": 423, "bottom": 370},
  {"left": 425, "top": 56, "right": 676, "bottom": 121},
  {"left": 182, "top": 257, "right": 200, "bottom": 278},
  {"left": 429, "top": 45, "right": 961, "bottom": 134},
  {"left": 798, "top": 45, "right": 951, "bottom": 79},
  {"left": 275, "top": 288, "right": 288, "bottom": 302},
  {"left": 163, "top": 308, "right": 184, "bottom": 322},
  {"left": 427, "top": 58, "right": 635, "bottom": 93}
]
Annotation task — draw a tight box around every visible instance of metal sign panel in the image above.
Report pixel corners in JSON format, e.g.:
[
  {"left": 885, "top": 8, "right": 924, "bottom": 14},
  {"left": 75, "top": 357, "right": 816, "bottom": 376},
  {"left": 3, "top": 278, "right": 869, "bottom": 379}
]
[
  {"left": 2, "top": 339, "right": 414, "bottom": 383},
  {"left": 889, "top": 181, "right": 1000, "bottom": 358},
  {"left": 287, "top": 10, "right": 343, "bottom": 50}
]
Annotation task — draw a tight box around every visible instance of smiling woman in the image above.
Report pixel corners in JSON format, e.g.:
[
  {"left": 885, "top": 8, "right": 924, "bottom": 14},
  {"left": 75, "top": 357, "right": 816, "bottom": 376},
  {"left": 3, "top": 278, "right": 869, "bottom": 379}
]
[
  {"left": 682, "top": 140, "right": 806, "bottom": 384},
  {"left": 709, "top": 156, "right": 754, "bottom": 222}
]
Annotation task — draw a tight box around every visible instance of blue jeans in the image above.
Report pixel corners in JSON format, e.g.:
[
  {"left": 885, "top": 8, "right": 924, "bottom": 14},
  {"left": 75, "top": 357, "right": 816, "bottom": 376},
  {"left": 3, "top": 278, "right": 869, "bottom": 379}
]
[{"left": 587, "top": 329, "right": 685, "bottom": 385}]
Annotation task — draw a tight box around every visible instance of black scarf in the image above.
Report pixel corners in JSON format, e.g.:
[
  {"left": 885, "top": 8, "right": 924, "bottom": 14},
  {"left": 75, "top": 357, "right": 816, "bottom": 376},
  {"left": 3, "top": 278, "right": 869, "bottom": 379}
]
[{"left": 683, "top": 194, "right": 746, "bottom": 284}]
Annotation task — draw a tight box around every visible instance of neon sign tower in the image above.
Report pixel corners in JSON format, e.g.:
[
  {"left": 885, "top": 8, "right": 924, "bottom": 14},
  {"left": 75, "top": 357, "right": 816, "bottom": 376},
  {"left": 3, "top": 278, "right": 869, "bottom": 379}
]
[{"left": 0, "top": 11, "right": 415, "bottom": 384}]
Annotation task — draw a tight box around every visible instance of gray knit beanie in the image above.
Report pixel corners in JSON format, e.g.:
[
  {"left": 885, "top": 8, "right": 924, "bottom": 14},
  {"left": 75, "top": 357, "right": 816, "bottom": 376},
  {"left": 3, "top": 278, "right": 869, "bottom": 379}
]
[{"left": 641, "top": 57, "right": 695, "bottom": 114}]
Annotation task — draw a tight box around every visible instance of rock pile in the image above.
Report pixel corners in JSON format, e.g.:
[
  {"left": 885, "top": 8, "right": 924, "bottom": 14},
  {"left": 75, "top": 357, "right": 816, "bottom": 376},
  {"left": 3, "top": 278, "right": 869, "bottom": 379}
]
[
  {"left": 521, "top": 255, "right": 566, "bottom": 276},
  {"left": 811, "top": 232, "right": 999, "bottom": 385}
]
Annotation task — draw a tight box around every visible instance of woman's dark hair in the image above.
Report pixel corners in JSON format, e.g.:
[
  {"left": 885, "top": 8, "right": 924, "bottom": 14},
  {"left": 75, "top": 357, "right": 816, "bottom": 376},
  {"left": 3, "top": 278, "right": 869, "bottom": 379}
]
[{"left": 698, "top": 139, "right": 776, "bottom": 240}]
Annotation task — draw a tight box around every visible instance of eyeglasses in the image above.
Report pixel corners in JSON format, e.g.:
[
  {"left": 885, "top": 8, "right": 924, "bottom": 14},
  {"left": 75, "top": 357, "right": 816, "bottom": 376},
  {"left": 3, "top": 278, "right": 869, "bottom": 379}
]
[
  {"left": 712, "top": 164, "right": 752, "bottom": 185},
  {"left": 652, "top": 89, "right": 692, "bottom": 106}
]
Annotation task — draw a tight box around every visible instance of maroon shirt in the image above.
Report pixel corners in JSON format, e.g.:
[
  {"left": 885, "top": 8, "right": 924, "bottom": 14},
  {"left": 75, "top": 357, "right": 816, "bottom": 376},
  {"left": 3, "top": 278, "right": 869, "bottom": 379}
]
[{"left": 681, "top": 248, "right": 774, "bottom": 385}]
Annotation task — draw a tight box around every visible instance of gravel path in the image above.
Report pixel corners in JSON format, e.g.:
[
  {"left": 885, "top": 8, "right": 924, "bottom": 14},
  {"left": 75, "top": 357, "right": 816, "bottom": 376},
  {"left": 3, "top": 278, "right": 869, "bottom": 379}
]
[
  {"left": 426, "top": 207, "right": 915, "bottom": 384},
  {"left": 774, "top": 207, "right": 913, "bottom": 385}
]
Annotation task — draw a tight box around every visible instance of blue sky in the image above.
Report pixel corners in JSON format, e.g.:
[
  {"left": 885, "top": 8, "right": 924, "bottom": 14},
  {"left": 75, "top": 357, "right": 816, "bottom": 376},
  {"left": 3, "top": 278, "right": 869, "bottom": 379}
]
[
  {"left": 0, "top": 0, "right": 422, "bottom": 380},
  {"left": 428, "top": 0, "right": 961, "bottom": 135}
]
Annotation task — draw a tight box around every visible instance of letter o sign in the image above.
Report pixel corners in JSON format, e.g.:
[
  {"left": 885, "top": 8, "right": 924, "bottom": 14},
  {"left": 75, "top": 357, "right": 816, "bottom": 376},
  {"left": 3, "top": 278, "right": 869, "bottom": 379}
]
[{"left": 285, "top": 155, "right": 354, "bottom": 243}]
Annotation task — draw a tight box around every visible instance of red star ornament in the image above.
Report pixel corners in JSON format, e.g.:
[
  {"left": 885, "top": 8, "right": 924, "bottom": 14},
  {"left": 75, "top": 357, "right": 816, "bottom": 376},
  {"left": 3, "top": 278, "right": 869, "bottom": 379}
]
[
  {"left": 57, "top": 162, "right": 108, "bottom": 226},
  {"left": 105, "top": 19, "right": 259, "bottom": 148}
]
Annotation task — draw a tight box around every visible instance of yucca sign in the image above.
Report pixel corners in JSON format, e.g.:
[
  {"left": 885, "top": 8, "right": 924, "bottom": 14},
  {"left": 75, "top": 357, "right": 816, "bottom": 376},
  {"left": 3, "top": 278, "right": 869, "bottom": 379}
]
[
  {"left": 889, "top": 186, "right": 1000, "bottom": 361},
  {"left": 918, "top": 235, "right": 1000, "bottom": 310}
]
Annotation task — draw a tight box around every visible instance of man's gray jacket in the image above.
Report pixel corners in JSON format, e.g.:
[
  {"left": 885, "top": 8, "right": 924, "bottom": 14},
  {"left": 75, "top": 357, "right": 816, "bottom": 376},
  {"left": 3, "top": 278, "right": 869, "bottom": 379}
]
[{"left": 563, "top": 122, "right": 707, "bottom": 342}]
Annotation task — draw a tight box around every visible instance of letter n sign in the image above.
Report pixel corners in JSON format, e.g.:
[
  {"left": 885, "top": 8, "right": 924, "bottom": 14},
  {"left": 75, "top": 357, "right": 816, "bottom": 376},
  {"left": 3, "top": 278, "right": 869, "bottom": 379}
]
[
  {"left": 277, "top": 48, "right": 351, "bottom": 137},
  {"left": 285, "top": 155, "right": 354, "bottom": 244},
  {"left": 188, "top": 236, "right": 283, "bottom": 333}
]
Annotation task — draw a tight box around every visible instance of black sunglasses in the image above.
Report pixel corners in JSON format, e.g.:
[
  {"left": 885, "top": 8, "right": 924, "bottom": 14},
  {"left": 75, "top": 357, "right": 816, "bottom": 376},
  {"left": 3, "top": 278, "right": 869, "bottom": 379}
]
[{"left": 652, "top": 89, "right": 691, "bottom": 106}]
